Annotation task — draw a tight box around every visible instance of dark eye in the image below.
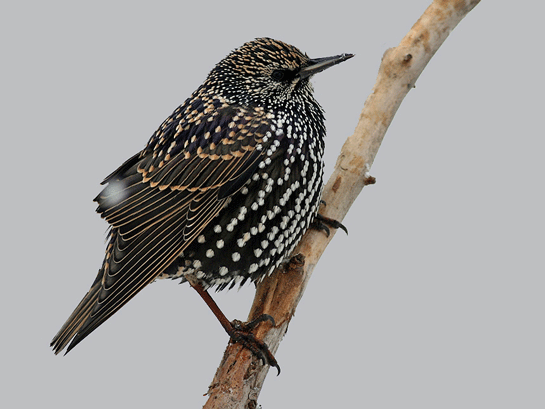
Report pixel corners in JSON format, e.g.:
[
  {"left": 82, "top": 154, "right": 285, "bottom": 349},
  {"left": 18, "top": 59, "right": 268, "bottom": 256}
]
[{"left": 271, "top": 69, "right": 287, "bottom": 81}]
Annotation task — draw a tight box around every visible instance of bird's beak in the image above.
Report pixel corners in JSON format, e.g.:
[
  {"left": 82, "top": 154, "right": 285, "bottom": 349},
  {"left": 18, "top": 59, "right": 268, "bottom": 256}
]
[{"left": 299, "top": 53, "right": 354, "bottom": 79}]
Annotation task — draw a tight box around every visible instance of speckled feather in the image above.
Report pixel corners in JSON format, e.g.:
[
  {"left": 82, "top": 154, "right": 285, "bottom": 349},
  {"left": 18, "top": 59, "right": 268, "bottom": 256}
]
[{"left": 51, "top": 38, "right": 351, "bottom": 355}]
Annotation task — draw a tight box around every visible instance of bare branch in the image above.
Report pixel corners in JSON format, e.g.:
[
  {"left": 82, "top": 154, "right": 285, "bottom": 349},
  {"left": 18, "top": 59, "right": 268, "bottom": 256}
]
[{"left": 202, "top": 1, "right": 481, "bottom": 407}]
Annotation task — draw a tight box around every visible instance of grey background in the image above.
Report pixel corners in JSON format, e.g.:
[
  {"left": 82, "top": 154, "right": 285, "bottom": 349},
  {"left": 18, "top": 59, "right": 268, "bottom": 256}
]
[{"left": 2, "top": 1, "right": 543, "bottom": 408}]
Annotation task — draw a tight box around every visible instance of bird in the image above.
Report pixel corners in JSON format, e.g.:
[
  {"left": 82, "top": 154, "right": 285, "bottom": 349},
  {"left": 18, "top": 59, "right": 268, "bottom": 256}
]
[{"left": 51, "top": 38, "right": 353, "bottom": 371}]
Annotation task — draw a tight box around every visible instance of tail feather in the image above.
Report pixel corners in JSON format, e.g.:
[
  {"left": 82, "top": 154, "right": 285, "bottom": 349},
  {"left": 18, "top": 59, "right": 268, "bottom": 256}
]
[{"left": 50, "top": 272, "right": 102, "bottom": 354}]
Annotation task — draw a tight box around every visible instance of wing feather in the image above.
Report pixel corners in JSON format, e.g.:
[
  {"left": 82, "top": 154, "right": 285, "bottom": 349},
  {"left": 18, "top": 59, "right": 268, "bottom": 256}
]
[{"left": 51, "top": 103, "right": 275, "bottom": 354}]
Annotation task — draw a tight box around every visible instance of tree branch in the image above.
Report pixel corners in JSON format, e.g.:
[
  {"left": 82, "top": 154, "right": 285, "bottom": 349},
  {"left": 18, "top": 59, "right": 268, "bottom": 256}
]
[{"left": 202, "top": 1, "right": 481, "bottom": 407}]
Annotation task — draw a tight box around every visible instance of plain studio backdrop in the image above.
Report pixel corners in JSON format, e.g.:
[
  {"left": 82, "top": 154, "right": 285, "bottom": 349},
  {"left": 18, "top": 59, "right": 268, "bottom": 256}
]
[{"left": 2, "top": 1, "right": 543, "bottom": 408}]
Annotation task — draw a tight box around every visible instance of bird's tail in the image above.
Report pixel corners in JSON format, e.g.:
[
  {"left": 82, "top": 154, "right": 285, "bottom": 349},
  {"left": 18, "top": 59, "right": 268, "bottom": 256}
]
[{"left": 50, "top": 271, "right": 103, "bottom": 354}]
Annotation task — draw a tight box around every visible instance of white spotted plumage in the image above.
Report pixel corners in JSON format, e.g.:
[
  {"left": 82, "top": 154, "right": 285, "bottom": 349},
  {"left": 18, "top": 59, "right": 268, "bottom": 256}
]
[
  {"left": 158, "top": 41, "right": 334, "bottom": 291},
  {"left": 50, "top": 38, "right": 353, "bottom": 358}
]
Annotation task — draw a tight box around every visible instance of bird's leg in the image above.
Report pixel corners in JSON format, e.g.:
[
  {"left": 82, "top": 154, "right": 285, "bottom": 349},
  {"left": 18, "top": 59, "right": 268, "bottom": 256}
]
[
  {"left": 190, "top": 282, "right": 280, "bottom": 374},
  {"left": 312, "top": 202, "right": 348, "bottom": 237}
]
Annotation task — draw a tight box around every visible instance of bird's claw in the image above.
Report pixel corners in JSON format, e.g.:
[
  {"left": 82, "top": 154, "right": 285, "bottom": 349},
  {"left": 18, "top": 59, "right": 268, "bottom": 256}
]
[
  {"left": 229, "top": 315, "right": 281, "bottom": 375},
  {"left": 312, "top": 213, "right": 348, "bottom": 236}
]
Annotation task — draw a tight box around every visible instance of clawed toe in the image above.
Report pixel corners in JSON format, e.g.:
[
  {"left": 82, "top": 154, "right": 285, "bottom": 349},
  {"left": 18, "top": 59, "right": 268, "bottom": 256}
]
[
  {"left": 312, "top": 213, "right": 348, "bottom": 236},
  {"left": 230, "top": 316, "right": 280, "bottom": 375}
]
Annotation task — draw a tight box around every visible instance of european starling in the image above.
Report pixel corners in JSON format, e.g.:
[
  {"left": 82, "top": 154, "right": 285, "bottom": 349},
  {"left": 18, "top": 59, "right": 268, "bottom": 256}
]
[{"left": 51, "top": 38, "right": 353, "bottom": 369}]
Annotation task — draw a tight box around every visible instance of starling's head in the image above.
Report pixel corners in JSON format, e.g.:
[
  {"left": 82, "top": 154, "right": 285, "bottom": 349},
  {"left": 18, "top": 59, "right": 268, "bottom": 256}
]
[{"left": 206, "top": 38, "right": 353, "bottom": 106}]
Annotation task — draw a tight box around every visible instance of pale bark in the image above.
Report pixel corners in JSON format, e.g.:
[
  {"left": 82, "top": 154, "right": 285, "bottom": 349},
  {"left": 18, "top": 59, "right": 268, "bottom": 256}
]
[{"left": 202, "top": 1, "right": 481, "bottom": 408}]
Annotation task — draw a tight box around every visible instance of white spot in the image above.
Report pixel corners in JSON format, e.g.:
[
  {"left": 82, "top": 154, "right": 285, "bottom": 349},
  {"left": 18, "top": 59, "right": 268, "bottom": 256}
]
[
  {"left": 197, "top": 235, "right": 205, "bottom": 244},
  {"left": 101, "top": 180, "right": 129, "bottom": 208},
  {"left": 261, "top": 240, "right": 269, "bottom": 249},
  {"left": 219, "top": 266, "right": 228, "bottom": 276},
  {"left": 237, "top": 206, "right": 247, "bottom": 221},
  {"left": 193, "top": 260, "right": 202, "bottom": 269},
  {"left": 258, "top": 223, "right": 266, "bottom": 233},
  {"left": 250, "top": 226, "right": 258, "bottom": 235},
  {"left": 290, "top": 222, "right": 298, "bottom": 234},
  {"left": 216, "top": 240, "right": 224, "bottom": 249},
  {"left": 206, "top": 249, "right": 214, "bottom": 258},
  {"left": 254, "top": 248, "right": 263, "bottom": 257},
  {"left": 214, "top": 225, "right": 222, "bottom": 233},
  {"left": 227, "top": 218, "right": 237, "bottom": 231},
  {"left": 249, "top": 263, "right": 258, "bottom": 273},
  {"left": 232, "top": 252, "right": 241, "bottom": 262}
]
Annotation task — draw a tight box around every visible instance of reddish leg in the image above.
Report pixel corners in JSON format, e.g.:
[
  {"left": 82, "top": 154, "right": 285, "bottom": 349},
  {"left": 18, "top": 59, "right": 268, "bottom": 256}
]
[{"left": 190, "top": 282, "right": 280, "bottom": 374}]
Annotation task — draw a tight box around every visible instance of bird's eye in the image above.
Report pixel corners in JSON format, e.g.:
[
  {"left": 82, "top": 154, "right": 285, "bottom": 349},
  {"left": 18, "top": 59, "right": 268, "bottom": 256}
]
[{"left": 271, "top": 69, "right": 287, "bottom": 81}]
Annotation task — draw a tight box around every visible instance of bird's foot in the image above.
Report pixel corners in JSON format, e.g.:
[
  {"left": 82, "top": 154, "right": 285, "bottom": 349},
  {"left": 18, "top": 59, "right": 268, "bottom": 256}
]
[
  {"left": 312, "top": 213, "right": 348, "bottom": 237},
  {"left": 190, "top": 284, "right": 280, "bottom": 374},
  {"left": 229, "top": 314, "right": 280, "bottom": 375}
]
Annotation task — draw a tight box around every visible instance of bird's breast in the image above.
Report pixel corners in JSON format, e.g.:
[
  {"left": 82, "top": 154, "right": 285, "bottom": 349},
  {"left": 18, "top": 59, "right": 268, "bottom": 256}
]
[{"left": 160, "top": 111, "right": 326, "bottom": 290}]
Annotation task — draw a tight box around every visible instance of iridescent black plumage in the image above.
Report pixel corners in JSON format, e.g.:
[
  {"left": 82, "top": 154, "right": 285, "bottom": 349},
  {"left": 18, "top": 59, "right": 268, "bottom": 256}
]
[{"left": 51, "top": 38, "right": 353, "bottom": 357}]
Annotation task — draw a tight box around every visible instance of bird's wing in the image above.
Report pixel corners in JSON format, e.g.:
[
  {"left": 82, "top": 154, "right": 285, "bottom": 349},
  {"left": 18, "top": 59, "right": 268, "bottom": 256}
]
[{"left": 51, "top": 103, "right": 273, "bottom": 354}]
